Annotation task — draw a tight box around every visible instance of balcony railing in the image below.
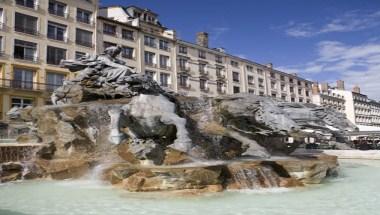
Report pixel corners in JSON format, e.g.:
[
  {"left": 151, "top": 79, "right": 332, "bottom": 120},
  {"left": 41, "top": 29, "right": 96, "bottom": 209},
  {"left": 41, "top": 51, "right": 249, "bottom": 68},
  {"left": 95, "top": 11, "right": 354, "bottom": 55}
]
[
  {"left": 179, "top": 66, "right": 190, "bottom": 72},
  {"left": 145, "top": 62, "right": 157, "bottom": 68},
  {"left": 76, "top": 17, "right": 91, "bottom": 24},
  {"left": 76, "top": 40, "right": 93, "bottom": 48},
  {"left": 48, "top": 8, "right": 67, "bottom": 18},
  {"left": 15, "top": 0, "right": 38, "bottom": 10},
  {"left": 0, "top": 79, "right": 62, "bottom": 91},
  {"left": 14, "top": 53, "right": 38, "bottom": 63},
  {"left": 14, "top": 26, "right": 39, "bottom": 36}
]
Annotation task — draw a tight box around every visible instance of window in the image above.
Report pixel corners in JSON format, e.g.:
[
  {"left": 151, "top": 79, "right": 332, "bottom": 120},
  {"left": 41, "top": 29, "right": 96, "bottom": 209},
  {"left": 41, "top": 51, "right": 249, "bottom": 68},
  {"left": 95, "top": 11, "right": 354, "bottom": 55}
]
[
  {"left": 103, "top": 23, "right": 116, "bottom": 36},
  {"left": 272, "top": 93, "right": 277, "bottom": 98},
  {"left": 270, "top": 72, "right": 276, "bottom": 78},
  {"left": 281, "top": 84, "right": 286, "bottom": 91},
  {"left": 16, "top": 0, "right": 35, "bottom": 8},
  {"left": 215, "top": 55, "right": 223, "bottom": 63},
  {"left": 179, "top": 75, "right": 188, "bottom": 87},
  {"left": 0, "top": 8, "right": 3, "bottom": 25},
  {"left": 103, "top": 41, "right": 116, "bottom": 50},
  {"left": 216, "top": 66, "right": 223, "bottom": 77},
  {"left": 257, "top": 68, "right": 264, "bottom": 75},
  {"left": 144, "top": 51, "right": 155, "bottom": 66},
  {"left": 198, "top": 50, "right": 206, "bottom": 59},
  {"left": 46, "top": 72, "right": 65, "bottom": 90},
  {"left": 122, "top": 29, "right": 134, "bottom": 40},
  {"left": 271, "top": 81, "right": 276, "bottom": 89},
  {"left": 48, "top": 21, "right": 66, "bottom": 41},
  {"left": 145, "top": 70, "right": 156, "bottom": 80},
  {"left": 291, "top": 97, "right": 295, "bottom": 102},
  {"left": 76, "top": 29, "right": 93, "bottom": 47},
  {"left": 77, "top": 8, "right": 92, "bottom": 24},
  {"left": 14, "top": 39, "right": 37, "bottom": 62},
  {"left": 0, "top": 36, "right": 3, "bottom": 54},
  {"left": 160, "top": 73, "right": 170, "bottom": 87},
  {"left": 11, "top": 97, "right": 33, "bottom": 108},
  {"left": 75, "top": 51, "right": 86, "bottom": 59},
  {"left": 232, "top": 72, "right": 239, "bottom": 82},
  {"left": 159, "top": 40, "right": 169, "bottom": 51},
  {"left": 200, "top": 79, "right": 207, "bottom": 90},
  {"left": 290, "top": 87, "right": 294, "bottom": 93},
  {"left": 280, "top": 75, "right": 285, "bottom": 81},
  {"left": 48, "top": 1, "right": 66, "bottom": 17},
  {"left": 159, "top": 55, "right": 170, "bottom": 69},
  {"left": 47, "top": 46, "right": 66, "bottom": 65},
  {"left": 298, "top": 89, "right": 303, "bottom": 95},
  {"left": 231, "top": 60, "right": 239, "bottom": 67},
  {"left": 217, "top": 82, "right": 224, "bottom": 93},
  {"left": 246, "top": 65, "right": 253, "bottom": 72},
  {"left": 15, "top": 12, "right": 38, "bottom": 35},
  {"left": 289, "top": 78, "right": 294, "bottom": 83},
  {"left": 199, "top": 63, "right": 206, "bottom": 74},
  {"left": 179, "top": 46, "right": 187, "bottom": 54},
  {"left": 259, "top": 91, "right": 264, "bottom": 96},
  {"left": 144, "top": 36, "right": 156, "bottom": 48},
  {"left": 13, "top": 68, "right": 34, "bottom": 89},
  {"left": 249, "top": 89, "right": 255, "bottom": 94},
  {"left": 122, "top": 46, "right": 134, "bottom": 59},
  {"left": 233, "top": 86, "right": 240, "bottom": 94},
  {"left": 179, "top": 58, "right": 188, "bottom": 71},
  {"left": 306, "top": 91, "right": 310, "bottom": 97},
  {"left": 248, "top": 75, "right": 254, "bottom": 85},
  {"left": 298, "top": 80, "right": 302, "bottom": 86},
  {"left": 281, "top": 96, "right": 286, "bottom": 100},
  {"left": 299, "top": 98, "right": 304, "bottom": 103}
]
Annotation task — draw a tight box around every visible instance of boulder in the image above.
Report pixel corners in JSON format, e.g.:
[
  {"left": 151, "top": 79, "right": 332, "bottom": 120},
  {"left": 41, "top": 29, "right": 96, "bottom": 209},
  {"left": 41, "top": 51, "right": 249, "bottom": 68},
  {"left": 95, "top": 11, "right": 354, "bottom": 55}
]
[{"left": 35, "top": 158, "right": 90, "bottom": 180}]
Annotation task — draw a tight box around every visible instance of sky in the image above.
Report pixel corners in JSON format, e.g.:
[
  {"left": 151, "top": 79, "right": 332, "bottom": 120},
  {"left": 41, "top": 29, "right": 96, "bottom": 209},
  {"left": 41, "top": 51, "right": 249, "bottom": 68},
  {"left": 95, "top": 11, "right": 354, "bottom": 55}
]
[{"left": 101, "top": 0, "right": 380, "bottom": 100}]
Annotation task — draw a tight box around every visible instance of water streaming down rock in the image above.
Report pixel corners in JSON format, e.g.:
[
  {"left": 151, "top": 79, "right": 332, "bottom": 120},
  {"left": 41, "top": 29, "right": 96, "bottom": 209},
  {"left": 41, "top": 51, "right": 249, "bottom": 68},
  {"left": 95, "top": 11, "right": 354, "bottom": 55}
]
[{"left": 227, "top": 164, "right": 281, "bottom": 189}]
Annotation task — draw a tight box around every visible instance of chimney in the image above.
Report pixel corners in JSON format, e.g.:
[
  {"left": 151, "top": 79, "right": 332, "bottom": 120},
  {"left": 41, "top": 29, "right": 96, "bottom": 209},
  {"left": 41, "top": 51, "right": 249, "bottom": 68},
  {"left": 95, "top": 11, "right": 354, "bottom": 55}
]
[
  {"left": 312, "top": 83, "right": 320, "bottom": 95},
  {"left": 196, "top": 32, "right": 209, "bottom": 48},
  {"left": 352, "top": 85, "right": 361, "bottom": 94},
  {"left": 266, "top": 63, "right": 273, "bottom": 69},
  {"left": 321, "top": 83, "right": 329, "bottom": 92},
  {"left": 336, "top": 80, "right": 345, "bottom": 90}
]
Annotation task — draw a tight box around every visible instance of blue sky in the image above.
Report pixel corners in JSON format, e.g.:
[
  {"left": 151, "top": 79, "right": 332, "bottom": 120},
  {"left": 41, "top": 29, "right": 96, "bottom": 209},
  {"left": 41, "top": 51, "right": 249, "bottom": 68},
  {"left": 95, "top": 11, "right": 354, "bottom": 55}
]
[{"left": 101, "top": 0, "right": 380, "bottom": 99}]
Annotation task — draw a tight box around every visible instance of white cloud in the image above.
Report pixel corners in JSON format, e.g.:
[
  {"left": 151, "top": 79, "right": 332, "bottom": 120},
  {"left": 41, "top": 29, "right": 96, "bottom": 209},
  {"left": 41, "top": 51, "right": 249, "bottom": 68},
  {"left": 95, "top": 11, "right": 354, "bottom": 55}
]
[
  {"left": 284, "top": 10, "right": 380, "bottom": 37},
  {"left": 280, "top": 40, "right": 380, "bottom": 100}
]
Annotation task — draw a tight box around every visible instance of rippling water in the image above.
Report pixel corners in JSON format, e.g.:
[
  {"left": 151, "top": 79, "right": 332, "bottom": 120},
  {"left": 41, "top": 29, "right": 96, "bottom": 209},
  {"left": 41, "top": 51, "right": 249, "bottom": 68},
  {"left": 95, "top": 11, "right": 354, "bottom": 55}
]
[{"left": 0, "top": 160, "right": 379, "bottom": 215}]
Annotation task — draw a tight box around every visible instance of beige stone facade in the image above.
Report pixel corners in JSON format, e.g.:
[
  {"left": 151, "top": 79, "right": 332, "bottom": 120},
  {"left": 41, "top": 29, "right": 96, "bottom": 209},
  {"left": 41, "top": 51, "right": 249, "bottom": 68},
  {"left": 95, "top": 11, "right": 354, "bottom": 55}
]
[
  {"left": 0, "top": 3, "right": 315, "bottom": 121},
  {"left": 0, "top": 0, "right": 98, "bottom": 119}
]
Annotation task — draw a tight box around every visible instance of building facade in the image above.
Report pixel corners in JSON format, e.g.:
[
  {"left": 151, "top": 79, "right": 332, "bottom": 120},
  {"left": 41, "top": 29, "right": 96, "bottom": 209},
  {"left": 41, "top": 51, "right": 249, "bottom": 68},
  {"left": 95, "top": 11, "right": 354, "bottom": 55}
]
[
  {"left": 0, "top": 3, "right": 315, "bottom": 120},
  {"left": 328, "top": 82, "right": 380, "bottom": 127},
  {"left": 312, "top": 82, "right": 346, "bottom": 114},
  {"left": 0, "top": 0, "right": 98, "bottom": 119}
]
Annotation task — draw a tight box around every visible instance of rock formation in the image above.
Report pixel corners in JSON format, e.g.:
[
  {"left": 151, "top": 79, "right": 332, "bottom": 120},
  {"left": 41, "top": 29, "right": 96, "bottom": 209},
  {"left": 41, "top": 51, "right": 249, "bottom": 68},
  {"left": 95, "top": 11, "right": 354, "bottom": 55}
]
[{"left": 1, "top": 46, "right": 352, "bottom": 193}]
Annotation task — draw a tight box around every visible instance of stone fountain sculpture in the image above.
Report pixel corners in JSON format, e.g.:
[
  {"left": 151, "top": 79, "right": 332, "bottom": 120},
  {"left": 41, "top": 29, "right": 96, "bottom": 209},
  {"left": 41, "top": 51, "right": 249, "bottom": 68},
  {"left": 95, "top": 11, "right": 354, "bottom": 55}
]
[{"left": 1, "top": 46, "right": 357, "bottom": 192}]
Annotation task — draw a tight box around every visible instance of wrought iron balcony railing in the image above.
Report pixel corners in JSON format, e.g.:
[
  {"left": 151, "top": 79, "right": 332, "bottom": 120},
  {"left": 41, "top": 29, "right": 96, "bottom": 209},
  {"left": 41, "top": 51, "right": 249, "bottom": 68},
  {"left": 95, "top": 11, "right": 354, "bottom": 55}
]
[
  {"left": 0, "top": 79, "right": 62, "bottom": 92},
  {"left": 14, "top": 26, "right": 39, "bottom": 36}
]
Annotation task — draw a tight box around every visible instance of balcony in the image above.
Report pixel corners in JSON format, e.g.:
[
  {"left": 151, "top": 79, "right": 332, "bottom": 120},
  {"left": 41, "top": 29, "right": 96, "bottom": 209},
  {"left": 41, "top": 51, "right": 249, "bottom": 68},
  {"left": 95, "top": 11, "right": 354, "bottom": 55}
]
[
  {"left": 179, "top": 66, "right": 190, "bottom": 73},
  {"left": 179, "top": 82, "right": 191, "bottom": 90},
  {"left": 48, "top": 8, "right": 68, "bottom": 18},
  {"left": 144, "top": 42, "right": 156, "bottom": 48},
  {"left": 76, "top": 17, "right": 91, "bottom": 25},
  {"left": 15, "top": 0, "right": 38, "bottom": 10},
  {"left": 14, "top": 53, "right": 38, "bottom": 63},
  {"left": 159, "top": 46, "right": 171, "bottom": 52},
  {"left": 0, "top": 79, "right": 61, "bottom": 92},
  {"left": 216, "top": 72, "right": 226, "bottom": 79},
  {"left": 76, "top": 40, "right": 93, "bottom": 48},
  {"left": 145, "top": 62, "right": 157, "bottom": 68},
  {"left": 199, "top": 70, "right": 209, "bottom": 77},
  {"left": 160, "top": 65, "right": 171, "bottom": 70},
  {"left": 14, "top": 26, "right": 39, "bottom": 36}
]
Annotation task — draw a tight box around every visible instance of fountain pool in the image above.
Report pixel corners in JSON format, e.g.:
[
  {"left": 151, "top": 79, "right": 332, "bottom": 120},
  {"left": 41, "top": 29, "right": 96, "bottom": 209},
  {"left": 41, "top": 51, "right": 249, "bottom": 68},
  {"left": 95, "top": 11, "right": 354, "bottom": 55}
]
[{"left": 0, "top": 160, "right": 379, "bottom": 215}]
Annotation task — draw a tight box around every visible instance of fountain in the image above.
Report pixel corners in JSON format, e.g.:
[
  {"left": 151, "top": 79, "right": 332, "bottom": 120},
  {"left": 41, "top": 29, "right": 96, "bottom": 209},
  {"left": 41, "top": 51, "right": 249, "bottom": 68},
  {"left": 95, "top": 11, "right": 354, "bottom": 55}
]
[{"left": 0, "top": 46, "right": 356, "bottom": 193}]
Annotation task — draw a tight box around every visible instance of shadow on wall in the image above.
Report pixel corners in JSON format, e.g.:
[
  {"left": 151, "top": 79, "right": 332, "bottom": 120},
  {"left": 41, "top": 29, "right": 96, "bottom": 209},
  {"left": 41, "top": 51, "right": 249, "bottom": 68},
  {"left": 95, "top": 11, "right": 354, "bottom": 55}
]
[{"left": 0, "top": 209, "right": 31, "bottom": 215}]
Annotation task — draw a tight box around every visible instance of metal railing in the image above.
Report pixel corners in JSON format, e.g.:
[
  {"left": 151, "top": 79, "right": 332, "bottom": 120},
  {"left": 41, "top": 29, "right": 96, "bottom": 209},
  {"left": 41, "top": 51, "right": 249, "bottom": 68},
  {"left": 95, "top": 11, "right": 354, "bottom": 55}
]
[
  {"left": 14, "top": 25, "right": 39, "bottom": 36},
  {"left": 0, "top": 79, "right": 62, "bottom": 91},
  {"left": 14, "top": 53, "right": 38, "bottom": 63},
  {"left": 76, "top": 16, "right": 91, "bottom": 24},
  {"left": 48, "top": 8, "right": 67, "bottom": 17},
  {"left": 76, "top": 40, "right": 93, "bottom": 48}
]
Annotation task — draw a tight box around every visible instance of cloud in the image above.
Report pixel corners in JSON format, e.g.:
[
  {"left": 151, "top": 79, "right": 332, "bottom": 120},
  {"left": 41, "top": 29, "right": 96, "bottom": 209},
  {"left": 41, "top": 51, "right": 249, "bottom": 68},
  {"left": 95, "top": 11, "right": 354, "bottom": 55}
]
[
  {"left": 280, "top": 40, "right": 380, "bottom": 100},
  {"left": 209, "top": 27, "right": 230, "bottom": 40},
  {"left": 283, "top": 10, "right": 380, "bottom": 37}
]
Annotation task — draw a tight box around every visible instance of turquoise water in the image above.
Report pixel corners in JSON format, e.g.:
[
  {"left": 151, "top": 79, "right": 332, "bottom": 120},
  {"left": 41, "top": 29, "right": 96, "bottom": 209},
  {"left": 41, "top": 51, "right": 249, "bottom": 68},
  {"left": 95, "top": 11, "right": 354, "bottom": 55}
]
[{"left": 0, "top": 160, "right": 380, "bottom": 215}]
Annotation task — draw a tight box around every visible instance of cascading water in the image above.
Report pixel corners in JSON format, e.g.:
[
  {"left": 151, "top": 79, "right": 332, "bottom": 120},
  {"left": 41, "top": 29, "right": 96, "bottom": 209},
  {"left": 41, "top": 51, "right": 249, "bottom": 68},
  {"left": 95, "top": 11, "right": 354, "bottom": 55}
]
[{"left": 229, "top": 165, "right": 281, "bottom": 189}]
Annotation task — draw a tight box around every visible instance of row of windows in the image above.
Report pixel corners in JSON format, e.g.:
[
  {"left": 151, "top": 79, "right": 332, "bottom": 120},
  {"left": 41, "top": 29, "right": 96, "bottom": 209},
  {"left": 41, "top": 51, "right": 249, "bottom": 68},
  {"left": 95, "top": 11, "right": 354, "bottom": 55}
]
[
  {"left": 11, "top": 38, "right": 86, "bottom": 64},
  {"left": 14, "top": 0, "right": 93, "bottom": 24}
]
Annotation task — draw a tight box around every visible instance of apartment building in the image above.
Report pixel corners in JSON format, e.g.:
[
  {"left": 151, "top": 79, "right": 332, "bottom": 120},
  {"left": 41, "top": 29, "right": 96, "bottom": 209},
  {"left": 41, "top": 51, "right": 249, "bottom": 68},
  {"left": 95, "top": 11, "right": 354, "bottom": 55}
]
[
  {"left": 330, "top": 81, "right": 380, "bottom": 127},
  {"left": 0, "top": 0, "right": 98, "bottom": 119},
  {"left": 312, "top": 82, "right": 346, "bottom": 114}
]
